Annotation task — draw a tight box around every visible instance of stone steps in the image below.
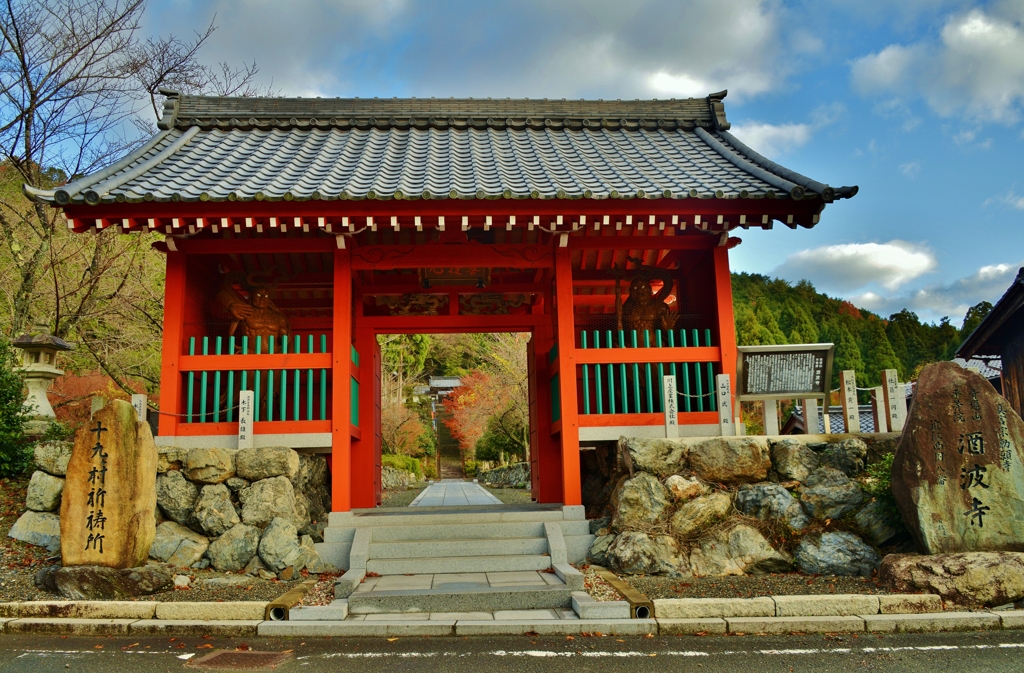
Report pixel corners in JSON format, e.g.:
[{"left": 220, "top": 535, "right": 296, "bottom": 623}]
[
  {"left": 348, "top": 585, "right": 573, "bottom": 614},
  {"left": 367, "top": 553, "right": 552, "bottom": 575},
  {"left": 369, "top": 537, "right": 549, "bottom": 559}
]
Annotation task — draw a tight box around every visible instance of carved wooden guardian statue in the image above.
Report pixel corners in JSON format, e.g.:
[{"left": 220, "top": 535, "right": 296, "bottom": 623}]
[
  {"left": 615, "top": 259, "right": 678, "bottom": 334},
  {"left": 217, "top": 271, "right": 290, "bottom": 341}
]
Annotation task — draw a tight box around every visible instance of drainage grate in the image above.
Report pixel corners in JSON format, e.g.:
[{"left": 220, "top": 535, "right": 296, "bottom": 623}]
[{"left": 187, "top": 650, "right": 293, "bottom": 670}]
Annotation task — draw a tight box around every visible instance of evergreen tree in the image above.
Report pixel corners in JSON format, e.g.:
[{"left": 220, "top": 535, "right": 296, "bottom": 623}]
[
  {"left": 0, "top": 338, "right": 30, "bottom": 477},
  {"left": 960, "top": 301, "right": 993, "bottom": 338},
  {"left": 863, "top": 319, "right": 903, "bottom": 384}
]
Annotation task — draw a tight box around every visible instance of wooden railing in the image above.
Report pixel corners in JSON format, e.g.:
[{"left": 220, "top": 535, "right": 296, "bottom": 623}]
[
  {"left": 578, "top": 329, "right": 719, "bottom": 416},
  {"left": 179, "top": 334, "right": 354, "bottom": 431}
]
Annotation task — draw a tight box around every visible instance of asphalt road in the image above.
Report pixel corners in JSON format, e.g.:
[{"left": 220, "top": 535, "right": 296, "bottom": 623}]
[{"left": 2, "top": 630, "right": 1024, "bottom": 672}]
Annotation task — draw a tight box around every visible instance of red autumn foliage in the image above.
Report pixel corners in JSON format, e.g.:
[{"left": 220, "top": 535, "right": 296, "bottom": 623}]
[
  {"left": 837, "top": 301, "right": 862, "bottom": 319},
  {"left": 48, "top": 372, "right": 154, "bottom": 432},
  {"left": 440, "top": 370, "right": 499, "bottom": 454}
]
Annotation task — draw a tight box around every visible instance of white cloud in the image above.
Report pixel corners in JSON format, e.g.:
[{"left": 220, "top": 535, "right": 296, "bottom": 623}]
[
  {"left": 984, "top": 188, "right": 1024, "bottom": 210},
  {"left": 144, "top": 0, "right": 790, "bottom": 101},
  {"left": 729, "top": 122, "right": 813, "bottom": 156},
  {"left": 850, "top": 7, "right": 1024, "bottom": 123},
  {"left": 773, "top": 241, "right": 937, "bottom": 293},
  {"left": 900, "top": 161, "right": 922, "bottom": 178},
  {"left": 730, "top": 103, "right": 846, "bottom": 156},
  {"left": 853, "top": 261, "right": 1024, "bottom": 321}
]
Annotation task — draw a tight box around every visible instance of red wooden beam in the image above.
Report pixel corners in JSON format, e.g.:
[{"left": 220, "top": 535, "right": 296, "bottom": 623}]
[
  {"left": 714, "top": 246, "right": 738, "bottom": 425},
  {"left": 62, "top": 197, "right": 826, "bottom": 223},
  {"left": 331, "top": 247, "right": 353, "bottom": 512},
  {"left": 173, "top": 420, "right": 331, "bottom": 435},
  {"left": 178, "top": 353, "right": 331, "bottom": 371},
  {"left": 360, "top": 314, "right": 543, "bottom": 332},
  {"left": 350, "top": 244, "right": 554, "bottom": 270},
  {"left": 573, "top": 346, "right": 721, "bottom": 365},
  {"left": 569, "top": 235, "right": 716, "bottom": 250},
  {"left": 158, "top": 253, "right": 186, "bottom": 438},
  {"left": 554, "top": 246, "right": 582, "bottom": 506},
  {"left": 578, "top": 411, "right": 719, "bottom": 427}
]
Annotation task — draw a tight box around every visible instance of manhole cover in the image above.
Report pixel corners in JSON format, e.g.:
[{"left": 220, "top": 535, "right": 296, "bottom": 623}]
[{"left": 187, "top": 650, "right": 293, "bottom": 670}]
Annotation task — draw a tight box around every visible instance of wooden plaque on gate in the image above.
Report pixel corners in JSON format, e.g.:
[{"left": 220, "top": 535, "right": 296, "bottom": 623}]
[{"left": 736, "top": 344, "right": 834, "bottom": 401}]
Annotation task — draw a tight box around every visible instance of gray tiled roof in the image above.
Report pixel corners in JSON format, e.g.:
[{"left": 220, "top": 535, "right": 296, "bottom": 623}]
[{"left": 27, "top": 91, "right": 857, "bottom": 208}]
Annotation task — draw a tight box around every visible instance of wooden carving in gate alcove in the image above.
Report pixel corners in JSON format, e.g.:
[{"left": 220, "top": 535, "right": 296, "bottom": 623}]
[
  {"left": 613, "top": 257, "right": 678, "bottom": 334},
  {"left": 216, "top": 269, "right": 290, "bottom": 341}
]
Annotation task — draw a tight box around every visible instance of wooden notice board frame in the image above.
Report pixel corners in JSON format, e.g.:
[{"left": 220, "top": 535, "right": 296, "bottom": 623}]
[{"left": 736, "top": 343, "right": 834, "bottom": 401}]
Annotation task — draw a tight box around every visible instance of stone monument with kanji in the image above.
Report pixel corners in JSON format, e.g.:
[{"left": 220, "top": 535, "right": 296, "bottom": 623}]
[
  {"left": 60, "top": 399, "right": 157, "bottom": 567},
  {"left": 893, "top": 362, "right": 1024, "bottom": 553}
]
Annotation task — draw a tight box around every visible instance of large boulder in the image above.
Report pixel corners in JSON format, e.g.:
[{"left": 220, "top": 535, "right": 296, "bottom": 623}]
[
  {"left": 235, "top": 446, "right": 300, "bottom": 481},
  {"left": 239, "top": 476, "right": 298, "bottom": 528},
  {"left": 800, "top": 467, "right": 865, "bottom": 520},
  {"left": 156, "top": 470, "right": 198, "bottom": 524},
  {"left": 819, "top": 438, "right": 868, "bottom": 476},
  {"left": 258, "top": 516, "right": 304, "bottom": 572},
  {"left": 293, "top": 455, "right": 330, "bottom": 537},
  {"left": 185, "top": 447, "right": 236, "bottom": 484},
  {"left": 669, "top": 492, "right": 732, "bottom": 538},
  {"left": 193, "top": 484, "right": 241, "bottom": 536},
  {"left": 156, "top": 447, "right": 188, "bottom": 474},
  {"left": 735, "top": 483, "right": 810, "bottom": 531},
  {"left": 795, "top": 531, "right": 880, "bottom": 576},
  {"left": 620, "top": 437, "right": 689, "bottom": 476},
  {"left": 665, "top": 475, "right": 708, "bottom": 502},
  {"left": 854, "top": 499, "right": 904, "bottom": 546},
  {"left": 611, "top": 473, "right": 670, "bottom": 531},
  {"left": 207, "top": 523, "right": 260, "bottom": 572},
  {"left": 52, "top": 564, "right": 174, "bottom": 599},
  {"left": 60, "top": 399, "right": 157, "bottom": 568},
  {"left": 25, "top": 470, "right": 64, "bottom": 512},
  {"left": 880, "top": 552, "right": 1024, "bottom": 608},
  {"left": 606, "top": 531, "right": 684, "bottom": 576},
  {"left": 688, "top": 437, "right": 771, "bottom": 484},
  {"left": 770, "top": 439, "right": 819, "bottom": 482},
  {"left": 149, "top": 521, "right": 209, "bottom": 567},
  {"left": 892, "top": 362, "right": 1024, "bottom": 554},
  {"left": 587, "top": 534, "right": 615, "bottom": 566},
  {"left": 8, "top": 511, "right": 60, "bottom": 552},
  {"left": 689, "top": 524, "right": 792, "bottom": 576},
  {"left": 34, "top": 441, "right": 72, "bottom": 476}
]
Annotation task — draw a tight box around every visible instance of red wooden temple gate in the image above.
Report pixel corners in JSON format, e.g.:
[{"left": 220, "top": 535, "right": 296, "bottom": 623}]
[{"left": 29, "top": 92, "right": 856, "bottom": 513}]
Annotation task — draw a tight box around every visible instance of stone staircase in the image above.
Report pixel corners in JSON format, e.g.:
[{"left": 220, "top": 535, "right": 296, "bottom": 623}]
[{"left": 314, "top": 505, "right": 594, "bottom": 614}]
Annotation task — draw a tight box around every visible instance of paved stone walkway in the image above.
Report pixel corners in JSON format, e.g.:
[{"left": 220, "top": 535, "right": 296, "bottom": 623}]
[
  {"left": 409, "top": 479, "right": 503, "bottom": 507},
  {"left": 356, "top": 571, "right": 562, "bottom": 593}
]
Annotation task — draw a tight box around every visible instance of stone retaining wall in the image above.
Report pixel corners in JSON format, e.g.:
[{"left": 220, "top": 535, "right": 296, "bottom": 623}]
[
  {"left": 587, "top": 433, "right": 907, "bottom": 579},
  {"left": 9, "top": 442, "right": 332, "bottom": 582},
  {"left": 478, "top": 462, "right": 530, "bottom": 488}
]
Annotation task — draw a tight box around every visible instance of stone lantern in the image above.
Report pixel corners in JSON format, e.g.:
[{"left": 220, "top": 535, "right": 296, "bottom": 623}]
[{"left": 13, "top": 323, "right": 73, "bottom": 435}]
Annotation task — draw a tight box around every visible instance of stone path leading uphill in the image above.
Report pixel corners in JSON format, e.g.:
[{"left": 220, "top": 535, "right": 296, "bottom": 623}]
[{"left": 409, "top": 480, "right": 503, "bottom": 507}]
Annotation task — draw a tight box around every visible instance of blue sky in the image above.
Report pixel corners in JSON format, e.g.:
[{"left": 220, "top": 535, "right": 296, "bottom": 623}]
[{"left": 145, "top": 0, "right": 1024, "bottom": 324}]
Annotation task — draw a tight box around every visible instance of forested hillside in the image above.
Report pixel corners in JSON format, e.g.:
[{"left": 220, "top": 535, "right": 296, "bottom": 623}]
[{"left": 732, "top": 273, "right": 991, "bottom": 390}]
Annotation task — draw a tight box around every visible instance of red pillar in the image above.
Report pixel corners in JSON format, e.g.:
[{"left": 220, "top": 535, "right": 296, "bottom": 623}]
[
  {"left": 531, "top": 324, "right": 562, "bottom": 503},
  {"left": 351, "top": 326, "right": 377, "bottom": 508},
  {"left": 158, "top": 252, "right": 186, "bottom": 439},
  {"left": 714, "top": 246, "right": 738, "bottom": 420},
  {"left": 554, "top": 247, "right": 581, "bottom": 506},
  {"left": 331, "top": 247, "right": 353, "bottom": 512}
]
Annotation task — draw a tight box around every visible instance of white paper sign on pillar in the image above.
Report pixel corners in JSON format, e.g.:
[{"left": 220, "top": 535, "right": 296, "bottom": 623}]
[
  {"left": 716, "top": 374, "right": 734, "bottom": 436},
  {"left": 662, "top": 375, "right": 679, "bottom": 438},
  {"left": 840, "top": 370, "right": 859, "bottom": 433},
  {"left": 882, "top": 369, "right": 907, "bottom": 433},
  {"left": 131, "top": 394, "right": 147, "bottom": 423},
  {"left": 238, "top": 390, "right": 255, "bottom": 450}
]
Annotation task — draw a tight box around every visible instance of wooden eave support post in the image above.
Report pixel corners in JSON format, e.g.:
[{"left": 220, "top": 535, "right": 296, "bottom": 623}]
[
  {"left": 332, "top": 247, "right": 353, "bottom": 512},
  {"left": 553, "top": 247, "right": 581, "bottom": 506},
  {"left": 158, "top": 251, "right": 186, "bottom": 438}
]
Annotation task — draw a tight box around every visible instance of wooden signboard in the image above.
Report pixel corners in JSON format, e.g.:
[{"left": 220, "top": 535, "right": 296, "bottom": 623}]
[{"left": 736, "top": 343, "right": 834, "bottom": 401}]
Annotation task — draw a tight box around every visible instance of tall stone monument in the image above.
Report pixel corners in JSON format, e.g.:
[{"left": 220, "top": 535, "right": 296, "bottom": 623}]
[
  {"left": 893, "top": 362, "right": 1024, "bottom": 554},
  {"left": 60, "top": 399, "right": 157, "bottom": 567}
]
